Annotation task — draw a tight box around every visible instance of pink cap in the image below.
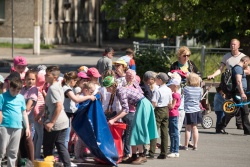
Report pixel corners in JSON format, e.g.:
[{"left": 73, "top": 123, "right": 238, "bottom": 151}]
[
  {"left": 78, "top": 72, "right": 90, "bottom": 79},
  {"left": 13, "top": 56, "right": 27, "bottom": 66},
  {"left": 87, "top": 67, "right": 101, "bottom": 78}
]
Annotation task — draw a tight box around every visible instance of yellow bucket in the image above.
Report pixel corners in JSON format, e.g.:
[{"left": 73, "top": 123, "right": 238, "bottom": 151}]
[{"left": 34, "top": 156, "right": 54, "bottom": 167}]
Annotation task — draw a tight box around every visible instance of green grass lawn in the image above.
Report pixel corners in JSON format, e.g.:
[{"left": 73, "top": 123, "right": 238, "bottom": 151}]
[{"left": 0, "top": 43, "right": 54, "bottom": 49}]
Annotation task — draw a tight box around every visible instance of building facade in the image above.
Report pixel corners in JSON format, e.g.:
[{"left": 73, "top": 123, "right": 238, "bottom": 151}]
[{"left": 0, "top": 0, "right": 118, "bottom": 44}]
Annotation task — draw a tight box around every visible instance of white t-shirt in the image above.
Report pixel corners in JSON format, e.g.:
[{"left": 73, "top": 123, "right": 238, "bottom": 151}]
[
  {"left": 62, "top": 85, "right": 78, "bottom": 113},
  {"left": 98, "top": 87, "right": 121, "bottom": 112},
  {"left": 152, "top": 84, "right": 172, "bottom": 107},
  {"left": 221, "top": 52, "right": 246, "bottom": 70}
]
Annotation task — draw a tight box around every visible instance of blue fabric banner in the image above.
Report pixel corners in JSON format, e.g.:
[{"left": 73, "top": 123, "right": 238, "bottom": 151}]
[{"left": 72, "top": 94, "right": 118, "bottom": 166}]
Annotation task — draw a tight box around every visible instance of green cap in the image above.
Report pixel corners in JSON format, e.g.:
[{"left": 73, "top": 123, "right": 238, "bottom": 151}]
[{"left": 102, "top": 76, "right": 115, "bottom": 87}]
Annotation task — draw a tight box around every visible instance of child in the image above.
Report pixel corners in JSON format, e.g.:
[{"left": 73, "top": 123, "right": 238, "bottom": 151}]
[
  {"left": 0, "top": 78, "right": 30, "bottom": 167},
  {"left": 43, "top": 66, "right": 71, "bottom": 166},
  {"left": 214, "top": 86, "right": 225, "bottom": 133},
  {"left": 62, "top": 71, "right": 96, "bottom": 150},
  {"left": 86, "top": 67, "right": 101, "bottom": 94},
  {"left": 19, "top": 70, "right": 38, "bottom": 163},
  {"left": 98, "top": 70, "right": 121, "bottom": 119},
  {"left": 183, "top": 73, "right": 202, "bottom": 151},
  {"left": 167, "top": 78, "right": 181, "bottom": 158},
  {"left": 0, "top": 75, "right": 4, "bottom": 94},
  {"left": 3, "top": 56, "right": 28, "bottom": 92},
  {"left": 148, "top": 72, "right": 172, "bottom": 159},
  {"left": 102, "top": 76, "right": 158, "bottom": 165},
  {"left": 73, "top": 82, "right": 96, "bottom": 163},
  {"left": 33, "top": 69, "right": 46, "bottom": 159}
]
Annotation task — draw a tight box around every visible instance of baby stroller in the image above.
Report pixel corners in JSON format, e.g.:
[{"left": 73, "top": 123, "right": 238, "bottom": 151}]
[{"left": 200, "top": 78, "right": 214, "bottom": 129}]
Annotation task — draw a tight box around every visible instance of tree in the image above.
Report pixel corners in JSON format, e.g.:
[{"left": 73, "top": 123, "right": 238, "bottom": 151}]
[{"left": 101, "top": 0, "right": 250, "bottom": 53}]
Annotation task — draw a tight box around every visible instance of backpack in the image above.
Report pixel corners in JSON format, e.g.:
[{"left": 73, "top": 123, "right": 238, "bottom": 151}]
[{"left": 219, "top": 69, "right": 232, "bottom": 98}]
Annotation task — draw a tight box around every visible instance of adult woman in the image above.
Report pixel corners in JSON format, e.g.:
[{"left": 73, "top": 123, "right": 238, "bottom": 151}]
[
  {"left": 169, "top": 46, "right": 199, "bottom": 148},
  {"left": 102, "top": 76, "right": 158, "bottom": 165},
  {"left": 113, "top": 59, "right": 128, "bottom": 87},
  {"left": 170, "top": 46, "right": 199, "bottom": 74}
]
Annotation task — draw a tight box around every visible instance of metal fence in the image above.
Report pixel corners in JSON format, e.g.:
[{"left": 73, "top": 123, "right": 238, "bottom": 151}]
[{"left": 133, "top": 41, "right": 238, "bottom": 77}]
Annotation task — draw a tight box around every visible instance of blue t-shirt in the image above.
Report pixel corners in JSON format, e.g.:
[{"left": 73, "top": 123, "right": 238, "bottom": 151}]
[
  {"left": 232, "top": 65, "right": 247, "bottom": 92},
  {"left": 0, "top": 90, "right": 26, "bottom": 128},
  {"left": 213, "top": 92, "right": 225, "bottom": 111}
]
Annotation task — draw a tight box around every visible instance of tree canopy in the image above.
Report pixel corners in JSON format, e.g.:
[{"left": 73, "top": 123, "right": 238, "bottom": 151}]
[{"left": 101, "top": 0, "right": 250, "bottom": 52}]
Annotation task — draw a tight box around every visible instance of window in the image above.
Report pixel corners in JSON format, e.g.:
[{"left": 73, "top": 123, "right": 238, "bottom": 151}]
[{"left": 0, "top": 0, "right": 5, "bottom": 23}]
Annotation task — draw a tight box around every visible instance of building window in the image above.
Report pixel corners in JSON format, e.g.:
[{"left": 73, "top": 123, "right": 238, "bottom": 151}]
[{"left": 0, "top": 0, "right": 5, "bottom": 23}]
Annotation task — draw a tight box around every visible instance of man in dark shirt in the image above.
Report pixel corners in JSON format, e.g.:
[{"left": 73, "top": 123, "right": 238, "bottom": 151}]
[{"left": 218, "top": 56, "right": 250, "bottom": 135}]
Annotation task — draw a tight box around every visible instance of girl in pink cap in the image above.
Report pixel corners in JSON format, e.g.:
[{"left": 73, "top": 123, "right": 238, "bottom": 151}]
[
  {"left": 86, "top": 67, "right": 101, "bottom": 95},
  {"left": 3, "top": 56, "right": 28, "bottom": 92}
]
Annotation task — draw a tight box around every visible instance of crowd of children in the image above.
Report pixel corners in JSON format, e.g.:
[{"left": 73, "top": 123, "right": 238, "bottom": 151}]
[{"left": 0, "top": 49, "right": 224, "bottom": 167}]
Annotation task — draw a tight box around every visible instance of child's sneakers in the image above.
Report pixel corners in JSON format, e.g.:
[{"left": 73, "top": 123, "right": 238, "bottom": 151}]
[{"left": 167, "top": 153, "right": 179, "bottom": 158}]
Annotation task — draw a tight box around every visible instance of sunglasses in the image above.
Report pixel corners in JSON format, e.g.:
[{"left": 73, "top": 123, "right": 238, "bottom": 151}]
[{"left": 182, "top": 54, "right": 190, "bottom": 58}]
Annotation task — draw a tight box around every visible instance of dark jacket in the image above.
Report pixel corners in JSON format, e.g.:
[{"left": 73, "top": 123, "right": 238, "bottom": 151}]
[{"left": 170, "top": 60, "right": 199, "bottom": 74}]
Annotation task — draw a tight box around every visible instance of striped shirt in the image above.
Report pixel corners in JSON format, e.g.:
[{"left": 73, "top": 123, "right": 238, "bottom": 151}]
[
  {"left": 183, "top": 86, "right": 202, "bottom": 113},
  {"left": 116, "top": 86, "right": 144, "bottom": 113}
]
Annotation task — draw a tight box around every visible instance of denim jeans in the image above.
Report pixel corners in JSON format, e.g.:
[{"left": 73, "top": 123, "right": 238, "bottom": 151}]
[
  {"left": 122, "top": 112, "right": 135, "bottom": 156},
  {"left": 43, "top": 128, "right": 71, "bottom": 167},
  {"left": 169, "top": 116, "right": 179, "bottom": 153},
  {"left": 215, "top": 111, "right": 224, "bottom": 130},
  {"left": 33, "top": 121, "right": 44, "bottom": 159}
]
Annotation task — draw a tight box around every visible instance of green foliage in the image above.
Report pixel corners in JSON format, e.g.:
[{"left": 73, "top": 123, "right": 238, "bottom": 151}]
[
  {"left": 102, "top": 0, "right": 250, "bottom": 48},
  {"left": 0, "top": 43, "right": 54, "bottom": 49},
  {"left": 134, "top": 48, "right": 173, "bottom": 78},
  {"left": 135, "top": 48, "right": 222, "bottom": 82}
]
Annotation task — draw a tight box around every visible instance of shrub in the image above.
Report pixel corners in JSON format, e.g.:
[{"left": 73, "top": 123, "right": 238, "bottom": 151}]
[{"left": 134, "top": 48, "right": 174, "bottom": 79}]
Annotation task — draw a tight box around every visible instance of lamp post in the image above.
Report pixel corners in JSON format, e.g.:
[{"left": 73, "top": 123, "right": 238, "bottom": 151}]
[
  {"left": 33, "top": 0, "right": 40, "bottom": 55},
  {"left": 11, "top": 0, "right": 14, "bottom": 58}
]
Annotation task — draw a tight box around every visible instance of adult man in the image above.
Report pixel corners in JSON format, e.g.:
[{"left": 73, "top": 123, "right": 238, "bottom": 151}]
[
  {"left": 43, "top": 66, "right": 71, "bottom": 167},
  {"left": 96, "top": 47, "right": 114, "bottom": 75},
  {"left": 118, "top": 48, "right": 136, "bottom": 71},
  {"left": 217, "top": 56, "right": 250, "bottom": 135},
  {"left": 208, "top": 39, "right": 249, "bottom": 129}
]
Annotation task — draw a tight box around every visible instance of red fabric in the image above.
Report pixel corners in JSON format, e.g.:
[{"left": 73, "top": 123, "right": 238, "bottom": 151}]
[
  {"left": 109, "top": 123, "right": 127, "bottom": 163},
  {"left": 170, "top": 70, "right": 188, "bottom": 78}
]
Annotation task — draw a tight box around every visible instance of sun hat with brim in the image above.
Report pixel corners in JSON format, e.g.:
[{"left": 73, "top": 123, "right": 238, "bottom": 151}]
[
  {"left": 0, "top": 75, "right": 4, "bottom": 83},
  {"left": 113, "top": 59, "right": 127, "bottom": 67},
  {"left": 78, "top": 72, "right": 90, "bottom": 79},
  {"left": 102, "top": 76, "right": 115, "bottom": 87}
]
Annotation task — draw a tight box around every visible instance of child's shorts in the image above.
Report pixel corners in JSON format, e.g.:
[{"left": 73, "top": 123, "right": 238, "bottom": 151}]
[{"left": 184, "top": 111, "right": 202, "bottom": 125}]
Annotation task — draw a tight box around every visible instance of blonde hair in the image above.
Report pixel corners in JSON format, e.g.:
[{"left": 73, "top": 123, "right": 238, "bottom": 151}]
[
  {"left": 177, "top": 46, "right": 191, "bottom": 57},
  {"left": 231, "top": 38, "right": 240, "bottom": 45},
  {"left": 82, "top": 81, "right": 95, "bottom": 90},
  {"left": 186, "top": 73, "right": 200, "bottom": 87},
  {"left": 102, "top": 70, "right": 115, "bottom": 79}
]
